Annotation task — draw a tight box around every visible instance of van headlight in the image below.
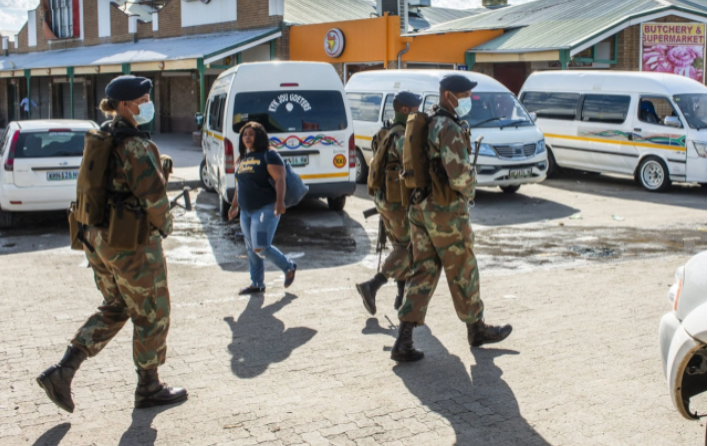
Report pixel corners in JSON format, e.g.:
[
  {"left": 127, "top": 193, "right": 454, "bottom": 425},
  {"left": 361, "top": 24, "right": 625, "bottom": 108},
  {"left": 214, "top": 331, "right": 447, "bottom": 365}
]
[
  {"left": 472, "top": 143, "right": 497, "bottom": 157},
  {"left": 535, "top": 139, "right": 546, "bottom": 155},
  {"left": 693, "top": 141, "right": 706, "bottom": 158}
]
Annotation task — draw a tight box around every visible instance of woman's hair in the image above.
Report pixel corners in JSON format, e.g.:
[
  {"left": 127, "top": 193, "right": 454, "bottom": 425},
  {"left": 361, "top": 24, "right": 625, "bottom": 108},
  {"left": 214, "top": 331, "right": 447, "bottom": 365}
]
[
  {"left": 238, "top": 121, "right": 271, "bottom": 158},
  {"left": 99, "top": 97, "right": 120, "bottom": 118}
]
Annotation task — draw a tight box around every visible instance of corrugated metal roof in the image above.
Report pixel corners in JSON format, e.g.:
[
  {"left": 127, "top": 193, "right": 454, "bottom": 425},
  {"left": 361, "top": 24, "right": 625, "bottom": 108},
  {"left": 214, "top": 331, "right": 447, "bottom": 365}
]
[
  {"left": 421, "top": 0, "right": 707, "bottom": 52},
  {"left": 0, "top": 28, "right": 278, "bottom": 71},
  {"left": 409, "top": 7, "right": 486, "bottom": 31}
]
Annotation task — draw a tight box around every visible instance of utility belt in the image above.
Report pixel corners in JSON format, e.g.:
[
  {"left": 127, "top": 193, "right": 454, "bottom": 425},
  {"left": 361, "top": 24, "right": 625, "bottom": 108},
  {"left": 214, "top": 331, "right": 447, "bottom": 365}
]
[{"left": 68, "top": 192, "right": 150, "bottom": 252}]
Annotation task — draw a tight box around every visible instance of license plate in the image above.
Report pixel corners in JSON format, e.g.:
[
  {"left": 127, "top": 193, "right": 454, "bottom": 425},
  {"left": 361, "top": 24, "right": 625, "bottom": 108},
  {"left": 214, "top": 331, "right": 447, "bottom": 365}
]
[
  {"left": 286, "top": 155, "right": 309, "bottom": 167},
  {"left": 47, "top": 171, "right": 78, "bottom": 181},
  {"left": 509, "top": 167, "right": 532, "bottom": 179}
]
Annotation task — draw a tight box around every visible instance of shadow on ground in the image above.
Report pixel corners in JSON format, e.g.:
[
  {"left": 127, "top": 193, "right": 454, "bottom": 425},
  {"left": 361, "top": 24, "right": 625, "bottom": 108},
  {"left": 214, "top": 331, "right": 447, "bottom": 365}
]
[
  {"left": 31, "top": 422, "right": 70, "bottom": 446},
  {"left": 224, "top": 293, "right": 316, "bottom": 379},
  {"left": 392, "top": 326, "right": 552, "bottom": 446},
  {"left": 0, "top": 211, "right": 70, "bottom": 255},
  {"left": 543, "top": 171, "right": 706, "bottom": 210},
  {"left": 470, "top": 188, "right": 578, "bottom": 226},
  {"left": 117, "top": 403, "right": 185, "bottom": 446}
]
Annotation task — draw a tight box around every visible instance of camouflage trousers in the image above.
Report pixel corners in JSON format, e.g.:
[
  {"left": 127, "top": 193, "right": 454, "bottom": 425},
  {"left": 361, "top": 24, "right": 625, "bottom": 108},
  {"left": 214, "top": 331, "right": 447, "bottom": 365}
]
[
  {"left": 71, "top": 228, "right": 170, "bottom": 370},
  {"left": 398, "top": 198, "right": 484, "bottom": 325},
  {"left": 375, "top": 195, "right": 412, "bottom": 281}
]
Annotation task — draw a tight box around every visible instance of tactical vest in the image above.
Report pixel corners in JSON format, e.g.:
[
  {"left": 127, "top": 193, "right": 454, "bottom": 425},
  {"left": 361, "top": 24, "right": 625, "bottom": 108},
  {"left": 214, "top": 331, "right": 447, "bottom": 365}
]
[
  {"left": 367, "top": 121, "right": 405, "bottom": 198},
  {"left": 401, "top": 108, "right": 472, "bottom": 206}
]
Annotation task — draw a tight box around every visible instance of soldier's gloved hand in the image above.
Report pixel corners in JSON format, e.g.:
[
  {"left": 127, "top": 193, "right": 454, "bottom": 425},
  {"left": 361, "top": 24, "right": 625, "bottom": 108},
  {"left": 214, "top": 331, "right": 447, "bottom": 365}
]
[{"left": 160, "top": 155, "right": 174, "bottom": 183}]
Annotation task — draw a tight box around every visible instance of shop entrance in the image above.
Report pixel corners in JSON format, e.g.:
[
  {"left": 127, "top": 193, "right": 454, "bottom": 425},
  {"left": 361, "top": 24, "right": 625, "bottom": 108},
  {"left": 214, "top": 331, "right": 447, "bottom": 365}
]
[{"left": 493, "top": 63, "right": 527, "bottom": 95}]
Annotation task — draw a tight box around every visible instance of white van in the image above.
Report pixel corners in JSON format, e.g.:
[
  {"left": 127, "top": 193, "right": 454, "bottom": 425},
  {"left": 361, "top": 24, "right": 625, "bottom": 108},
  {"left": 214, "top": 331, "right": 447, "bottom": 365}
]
[
  {"left": 519, "top": 71, "right": 707, "bottom": 192},
  {"left": 345, "top": 70, "right": 548, "bottom": 193},
  {"left": 200, "top": 61, "right": 356, "bottom": 217}
]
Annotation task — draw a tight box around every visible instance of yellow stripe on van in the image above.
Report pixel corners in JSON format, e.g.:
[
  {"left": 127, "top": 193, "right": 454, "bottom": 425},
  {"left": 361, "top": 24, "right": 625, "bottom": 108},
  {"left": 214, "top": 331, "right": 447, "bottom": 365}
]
[
  {"left": 205, "top": 130, "right": 224, "bottom": 141},
  {"left": 545, "top": 133, "right": 686, "bottom": 152},
  {"left": 299, "top": 172, "right": 350, "bottom": 180},
  {"left": 355, "top": 135, "right": 373, "bottom": 141}
]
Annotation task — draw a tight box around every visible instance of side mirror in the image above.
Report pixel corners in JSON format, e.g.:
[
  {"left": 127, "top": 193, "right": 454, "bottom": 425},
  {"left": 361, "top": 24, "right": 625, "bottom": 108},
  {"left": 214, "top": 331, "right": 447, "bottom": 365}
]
[
  {"left": 664, "top": 116, "right": 682, "bottom": 128},
  {"left": 529, "top": 112, "right": 538, "bottom": 123},
  {"left": 194, "top": 113, "right": 204, "bottom": 128}
]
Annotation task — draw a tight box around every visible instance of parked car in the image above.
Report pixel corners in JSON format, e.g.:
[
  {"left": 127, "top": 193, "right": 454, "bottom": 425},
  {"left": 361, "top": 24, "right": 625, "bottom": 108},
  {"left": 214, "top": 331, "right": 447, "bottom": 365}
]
[
  {"left": 0, "top": 120, "right": 98, "bottom": 228},
  {"left": 658, "top": 251, "right": 706, "bottom": 420},
  {"left": 520, "top": 71, "right": 707, "bottom": 192},
  {"left": 196, "top": 61, "right": 356, "bottom": 218},
  {"left": 345, "top": 69, "right": 548, "bottom": 193}
]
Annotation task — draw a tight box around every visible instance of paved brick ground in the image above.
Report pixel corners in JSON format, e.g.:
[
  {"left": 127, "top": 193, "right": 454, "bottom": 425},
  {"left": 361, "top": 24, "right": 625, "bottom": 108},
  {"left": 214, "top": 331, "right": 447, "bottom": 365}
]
[{"left": 0, "top": 243, "right": 704, "bottom": 445}]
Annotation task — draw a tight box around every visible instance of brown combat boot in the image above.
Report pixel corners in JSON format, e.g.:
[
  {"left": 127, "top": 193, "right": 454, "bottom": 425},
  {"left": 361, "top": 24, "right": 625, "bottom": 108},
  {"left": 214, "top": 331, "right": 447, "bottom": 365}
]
[
  {"left": 391, "top": 321, "right": 424, "bottom": 362},
  {"left": 134, "top": 368, "right": 188, "bottom": 409},
  {"left": 37, "top": 345, "right": 87, "bottom": 413},
  {"left": 393, "top": 280, "right": 406, "bottom": 311},
  {"left": 467, "top": 319, "right": 513, "bottom": 348},
  {"left": 356, "top": 273, "right": 387, "bottom": 315}
]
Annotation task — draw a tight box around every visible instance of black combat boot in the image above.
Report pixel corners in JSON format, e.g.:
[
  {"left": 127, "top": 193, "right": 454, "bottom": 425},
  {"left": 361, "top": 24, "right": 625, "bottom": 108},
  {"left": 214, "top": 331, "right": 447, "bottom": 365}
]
[
  {"left": 391, "top": 321, "right": 424, "bottom": 362},
  {"left": 393, "top": 280, "right": 406, "bottom": 311},
  {"left": 467, "top": 319, "right": 513, "bottom": 348},
  {"left": 134, "top": 368, "right": 188, "bottom": 409},
  {"left": 355, "top": 273, "right": 387, "bottom": 315},
  {"left": 36, "top": 345, "right": 88, "bottom": 413}
]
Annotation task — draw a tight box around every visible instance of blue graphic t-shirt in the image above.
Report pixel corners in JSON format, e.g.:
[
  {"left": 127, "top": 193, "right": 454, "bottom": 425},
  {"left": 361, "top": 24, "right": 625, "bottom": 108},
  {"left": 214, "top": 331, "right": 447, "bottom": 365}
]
[{"left": 235, "top": 150, "right": 284, "bottom": 213}]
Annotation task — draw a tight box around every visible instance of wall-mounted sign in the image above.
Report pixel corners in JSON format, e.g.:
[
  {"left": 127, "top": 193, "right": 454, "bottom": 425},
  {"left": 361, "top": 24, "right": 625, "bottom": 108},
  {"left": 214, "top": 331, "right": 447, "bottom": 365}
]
[
  {"left": 641, "top": 23, "right": 705, "bottom": 83},
  {"left": 324, "top": 28, "right": 345, "bottom": 58}
]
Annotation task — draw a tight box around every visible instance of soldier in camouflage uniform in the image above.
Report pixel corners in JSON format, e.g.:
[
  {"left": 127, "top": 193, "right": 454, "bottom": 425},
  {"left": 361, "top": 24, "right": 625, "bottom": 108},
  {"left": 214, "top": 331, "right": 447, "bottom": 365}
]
[
  {"left": 391, "top": 74, "right": 513, "bottom": 362},
  {"left": 356, "top": 91, "right": 421, "bottom": 315},
  {"left": 37, "top": 76, "right": 187, "bottom": 412}
]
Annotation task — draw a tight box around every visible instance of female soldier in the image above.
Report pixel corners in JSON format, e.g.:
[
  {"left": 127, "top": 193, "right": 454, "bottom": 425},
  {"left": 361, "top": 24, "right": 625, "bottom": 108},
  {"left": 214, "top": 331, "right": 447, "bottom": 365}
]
[{"left": 37, "top": 75, "right": 187, "bottom": 412}]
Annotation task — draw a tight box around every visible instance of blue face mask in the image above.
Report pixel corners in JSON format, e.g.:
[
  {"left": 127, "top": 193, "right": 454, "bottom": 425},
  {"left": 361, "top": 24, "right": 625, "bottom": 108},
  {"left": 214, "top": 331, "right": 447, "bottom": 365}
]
[
  {"left": 454, "top": 97, "right": 472, "bottom": 118},
  {"left": 131, "top": 101, "right": 155, "bottom": 125}
]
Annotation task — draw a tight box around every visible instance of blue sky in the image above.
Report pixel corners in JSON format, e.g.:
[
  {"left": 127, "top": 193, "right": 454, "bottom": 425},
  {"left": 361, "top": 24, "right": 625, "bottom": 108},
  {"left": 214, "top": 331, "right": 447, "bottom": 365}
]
[{"left": 0, "top": 0, "right": 533, "bottom": 34}]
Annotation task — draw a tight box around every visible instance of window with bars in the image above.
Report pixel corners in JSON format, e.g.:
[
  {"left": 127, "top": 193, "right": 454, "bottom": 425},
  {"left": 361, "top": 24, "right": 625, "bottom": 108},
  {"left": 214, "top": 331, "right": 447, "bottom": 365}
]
[{"left": 47, "top": 0, "right": 80, "bottom": 39}]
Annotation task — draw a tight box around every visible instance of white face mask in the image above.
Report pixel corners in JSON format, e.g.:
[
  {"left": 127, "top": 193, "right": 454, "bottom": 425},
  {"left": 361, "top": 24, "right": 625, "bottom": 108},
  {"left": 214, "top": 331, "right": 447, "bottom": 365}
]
[
  {"left": 131, "top": 101, "right": 155, "bottom": 125},
  {"left": 454, "top": 97, "right": 472, "bottom": 118}
]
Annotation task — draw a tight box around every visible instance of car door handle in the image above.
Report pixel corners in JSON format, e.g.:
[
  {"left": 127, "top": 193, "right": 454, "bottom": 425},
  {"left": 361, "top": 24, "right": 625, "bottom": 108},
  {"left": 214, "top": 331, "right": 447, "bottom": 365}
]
[{"left": 634, "top": 128, "right": 642, "bottom": 131}]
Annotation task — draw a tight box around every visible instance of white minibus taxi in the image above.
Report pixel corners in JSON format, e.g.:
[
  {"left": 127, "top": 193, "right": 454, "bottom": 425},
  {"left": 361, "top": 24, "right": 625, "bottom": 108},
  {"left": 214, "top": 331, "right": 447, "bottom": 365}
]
[
  {"left": 346, "top": 70, "right": 548, "bottom": 193},
  {"left": 520, "top": 71, "right": 707, "bottom": 192},
  {"left": 199, "top": 62, "right": 356, "bottom": 217}
]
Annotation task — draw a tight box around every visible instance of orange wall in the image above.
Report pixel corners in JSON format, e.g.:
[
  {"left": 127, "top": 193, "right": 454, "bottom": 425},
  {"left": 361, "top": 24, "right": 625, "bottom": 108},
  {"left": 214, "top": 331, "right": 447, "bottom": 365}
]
[{"left": 290, "top": 16, "right": 503, "bottom": 65}]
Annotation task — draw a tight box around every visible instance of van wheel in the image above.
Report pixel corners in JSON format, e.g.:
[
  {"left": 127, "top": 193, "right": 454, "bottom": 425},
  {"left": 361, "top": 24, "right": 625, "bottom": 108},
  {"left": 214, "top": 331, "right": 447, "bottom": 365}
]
[
  {"left": 547, "top": 147, "right": 561, "bottom": 177},
  {"left": 500, "top": 185, "right": 520, "bottom": 194},
  {"left": 0, "top": 211, "right": 13, "bottom": 229},
  {"left": 200, "top": 159, "right": 214, "bottom": 192},
  {"left": 638, "top": 157, "right": 671, "bottom": 192},
  {"left": 327, "top": 196, "right": 346, "bottom": 211},
  {"left": 355, "top": 149, "right": 368, "bottom": 184}
]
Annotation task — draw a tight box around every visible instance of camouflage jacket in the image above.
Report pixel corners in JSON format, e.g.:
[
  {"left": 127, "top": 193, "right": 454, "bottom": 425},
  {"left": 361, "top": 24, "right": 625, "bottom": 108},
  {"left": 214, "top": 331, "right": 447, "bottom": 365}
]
[
  {"left": 424, "top": 105, "right": 476, "bottom": 212},
  {"left": 104, "top": 118, "right": 173, "bottom": 236}
]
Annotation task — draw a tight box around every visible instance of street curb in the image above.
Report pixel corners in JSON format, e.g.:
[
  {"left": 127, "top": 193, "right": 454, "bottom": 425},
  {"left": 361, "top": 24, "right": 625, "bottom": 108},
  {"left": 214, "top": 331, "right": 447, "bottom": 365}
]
[{"left": 168, "top": 180, "right": 202, "bottom": 192}]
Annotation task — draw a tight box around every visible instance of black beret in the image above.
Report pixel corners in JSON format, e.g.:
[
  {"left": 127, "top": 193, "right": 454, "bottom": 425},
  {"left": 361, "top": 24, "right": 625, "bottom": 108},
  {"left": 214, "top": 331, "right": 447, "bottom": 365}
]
[
  {"left": 440, "top": 74, "right": 477, "bottom": 93},
  {"left": 105, "top": 75, "right": 152, "bottom": 101},
  {"left": 394, "top": 90, "right": 423, "bottom": 108}
]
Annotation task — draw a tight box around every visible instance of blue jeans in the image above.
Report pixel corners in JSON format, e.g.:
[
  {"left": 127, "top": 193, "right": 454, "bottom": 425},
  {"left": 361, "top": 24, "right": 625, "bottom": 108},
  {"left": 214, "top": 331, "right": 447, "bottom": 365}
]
[{"left": 240, "top": 203, "right": 294, "bottom": 289}]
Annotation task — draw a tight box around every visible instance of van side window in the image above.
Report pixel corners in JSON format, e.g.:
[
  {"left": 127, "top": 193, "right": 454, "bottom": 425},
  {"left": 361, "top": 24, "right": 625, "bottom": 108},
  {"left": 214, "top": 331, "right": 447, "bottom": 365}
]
[
  {"left": 215, "top": 95, "right": 227, "bottom": 132},
  {"left": 581, "top": 94, "right": 630, "bottom": 124},
  {"left": 521, "top": 92, "right": 579, "bottom": 120},
  {"left": 638, "top": 97, "right": 679, "bottom": 126},
  {"left": 382, "top": 94, "right": 395, "bottom": 122},
  {"left": 424, "top": 95, "right": 438, "bottom": 112},
  {"left": 208, "top": 98, "right": 221, "bottom": 132},
  {"left": 347, "top": 93, "right": 382, "bottom": 122}
]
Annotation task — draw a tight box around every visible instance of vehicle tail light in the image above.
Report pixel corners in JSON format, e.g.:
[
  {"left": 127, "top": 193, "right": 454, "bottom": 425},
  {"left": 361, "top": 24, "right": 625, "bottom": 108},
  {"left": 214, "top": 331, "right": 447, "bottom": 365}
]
[
  {"left": 349, "top": 134, "right": 356, "bottom": 169},
  {"left": 224, "top": 137, "right": 235, "bottom": 174},
  {"left": 668, "top": 266, "right": 685, "bottom": 312},
  {"left": 4, "top": 131, "right": 19, "bottom": 172}
]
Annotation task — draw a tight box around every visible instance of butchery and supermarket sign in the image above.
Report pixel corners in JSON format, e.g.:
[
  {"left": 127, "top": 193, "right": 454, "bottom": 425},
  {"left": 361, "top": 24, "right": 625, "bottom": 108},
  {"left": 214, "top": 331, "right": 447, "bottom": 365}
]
[{"left": 641, "top": 23, "right": 706, "bottom": 83}]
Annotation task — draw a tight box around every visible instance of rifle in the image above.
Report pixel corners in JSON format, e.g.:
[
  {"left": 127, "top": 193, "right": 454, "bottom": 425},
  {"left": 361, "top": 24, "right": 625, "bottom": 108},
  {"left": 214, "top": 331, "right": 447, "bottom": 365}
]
[
  {"left": 472, "top": 135, "right": 484, "bottom": 169},
  {"left": 363, "top": 207, "right": 387, "bottom": 273},
  {"left": 170, "top": 187, "right": 192, "bottom": 211}
]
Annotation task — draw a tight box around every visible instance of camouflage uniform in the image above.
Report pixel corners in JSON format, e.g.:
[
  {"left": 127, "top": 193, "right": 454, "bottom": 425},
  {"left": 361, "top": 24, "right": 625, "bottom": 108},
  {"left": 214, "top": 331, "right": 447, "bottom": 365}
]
[
  {"left": 373, "top": 121, "right": 411, "bottom": 282},
  {"left": 71, "top": 118, "right": 173, "bottom": 370},
  {"left": 397, "top": 105, "right": 484, "bottom": 326}
]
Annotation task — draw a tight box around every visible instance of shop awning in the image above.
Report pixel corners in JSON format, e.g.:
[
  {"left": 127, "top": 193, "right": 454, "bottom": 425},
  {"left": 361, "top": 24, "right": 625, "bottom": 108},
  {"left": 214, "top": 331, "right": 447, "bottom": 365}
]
[{"left": 0, "top": 27, "right": 281, "bottom": 74}]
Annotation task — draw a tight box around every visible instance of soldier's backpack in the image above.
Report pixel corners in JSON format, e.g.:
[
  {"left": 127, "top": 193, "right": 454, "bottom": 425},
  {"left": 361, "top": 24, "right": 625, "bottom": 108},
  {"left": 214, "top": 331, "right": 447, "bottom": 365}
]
[
  {"left": 367, "top": 121, "right": 405, "bottom": 196},
  {"left": 73, "top": 130, "right": 114, "bottom": 227},
  {"left": 401, "top": 112, "right": 431, "bottom": 190}
]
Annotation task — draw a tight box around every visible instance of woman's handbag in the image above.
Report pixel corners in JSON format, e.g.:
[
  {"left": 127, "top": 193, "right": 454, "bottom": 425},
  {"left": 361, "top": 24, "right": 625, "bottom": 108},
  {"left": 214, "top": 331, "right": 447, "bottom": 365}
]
[{"left": 269, "top": 160, "right": 309, "bottom": 208}]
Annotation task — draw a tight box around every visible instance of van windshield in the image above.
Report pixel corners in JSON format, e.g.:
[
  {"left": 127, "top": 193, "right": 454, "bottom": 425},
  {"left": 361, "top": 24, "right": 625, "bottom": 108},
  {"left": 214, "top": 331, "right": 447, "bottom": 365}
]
[
  {"left": 674, "top": 94, "right": 707, "bottom": 130},
  {"left": 429, "top": 93, "right": 533, "bottom": 128},
  {"left": 232, "top": 90, "right": 348, "bottom": 133}
]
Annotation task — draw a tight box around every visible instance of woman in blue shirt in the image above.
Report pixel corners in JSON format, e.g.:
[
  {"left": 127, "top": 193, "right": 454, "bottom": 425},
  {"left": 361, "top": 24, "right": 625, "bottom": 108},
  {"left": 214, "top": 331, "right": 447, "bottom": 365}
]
[{"left": 228, "top": 122, "right": 296, "bottom": 294}]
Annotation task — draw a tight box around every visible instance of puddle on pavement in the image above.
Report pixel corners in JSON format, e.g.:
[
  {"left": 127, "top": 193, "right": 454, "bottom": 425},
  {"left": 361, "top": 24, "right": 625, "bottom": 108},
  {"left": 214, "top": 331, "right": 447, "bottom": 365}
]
[{"left": 474, "top": 225, "right": 707, "bottom": 272}]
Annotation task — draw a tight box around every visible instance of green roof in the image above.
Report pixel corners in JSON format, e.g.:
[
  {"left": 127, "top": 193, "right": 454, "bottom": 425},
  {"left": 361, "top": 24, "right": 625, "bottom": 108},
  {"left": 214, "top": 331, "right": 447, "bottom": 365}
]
[{"left": 419, "top": 0, "right": 707, "bottom": 53}]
